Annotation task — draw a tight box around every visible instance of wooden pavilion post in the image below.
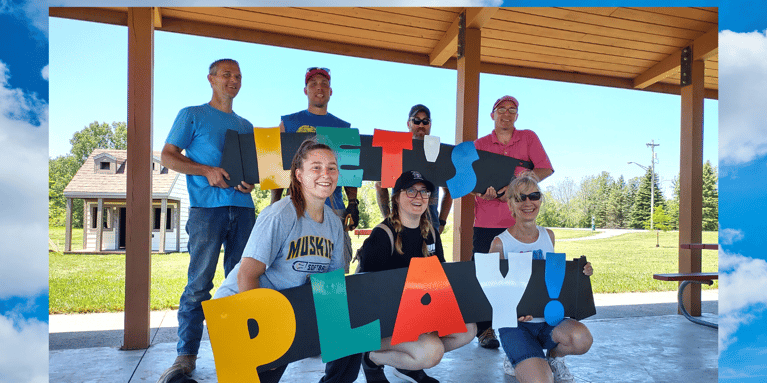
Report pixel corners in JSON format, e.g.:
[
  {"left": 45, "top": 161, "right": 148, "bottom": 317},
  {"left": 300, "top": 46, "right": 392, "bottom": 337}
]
[
  {"left": 454, "top": 18, "right": 481, "bottom": 262},
  {"left": 678, "top": 56, "right": 705, "bottom": 317},
  {"left": 124, "top": 7, "right": 154, "bottom": 350}
]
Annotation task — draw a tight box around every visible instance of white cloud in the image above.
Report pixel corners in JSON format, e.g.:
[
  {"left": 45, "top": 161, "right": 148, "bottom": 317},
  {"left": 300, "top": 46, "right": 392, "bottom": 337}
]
[
  {"left": 0, "top": 0, "right": 46, "bottom": 38},
  {"left": 719, "top": 30, "right": 767, "bottom": 165},
  {"left": 0, "top": 315, "right": 48, "bottom": 383},
  {"left": 721, "top": 228, "right": 745, "bottom": 245},
  {"left": 41, "top": 65, "right": 48, "bottom": 81},
  {"left": 719, "top": 251, "right": 767, "bottom": 352},
  {"left": 0, "top": 60, "right": 48, "bottom": 299}
]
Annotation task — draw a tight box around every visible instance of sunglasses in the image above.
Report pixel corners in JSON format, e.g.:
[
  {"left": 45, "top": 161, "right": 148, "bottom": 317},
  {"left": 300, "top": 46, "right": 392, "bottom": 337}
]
[
  {"left": 514, "top": 191, "right": 542, "bottom": 202},
  {"left": 410, "top": 118, "right": 431, "bottom": 126},
  {"left": 306, "top": 67, "right": 330, "bottom": 74},
  {"left": 404, "top": 187, "right": 431, "bottom": 199},
  {"left": 494, "top": 107, "right": 518, "bottom": 115}
]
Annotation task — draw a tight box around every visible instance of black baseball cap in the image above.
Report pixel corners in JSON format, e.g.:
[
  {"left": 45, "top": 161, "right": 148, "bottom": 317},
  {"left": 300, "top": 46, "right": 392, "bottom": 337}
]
[
  {"left": 408, "top": 104, "right": 431, "bottom": 119},
  {"left": 392, "top": 170, "right": 435, "bottom": 196}
]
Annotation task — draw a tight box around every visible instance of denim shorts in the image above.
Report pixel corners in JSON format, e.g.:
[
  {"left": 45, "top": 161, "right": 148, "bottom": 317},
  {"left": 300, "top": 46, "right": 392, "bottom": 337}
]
[{"left": 499, "top": 322, "right": 559, "bottom": 367}]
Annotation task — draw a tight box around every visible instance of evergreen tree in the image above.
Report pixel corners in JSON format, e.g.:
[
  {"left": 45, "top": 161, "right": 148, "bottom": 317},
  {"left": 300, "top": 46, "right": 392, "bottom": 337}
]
[
  {"left": 666, "top": 176, "right": 680, "bottom": 230},
  {"left": 628, "top": 168, "right": 665, "bottom": 228},
  {"left": 605, "top": 176, "right": 626, "bottom": 228},
  {"left": 702, "top": 160, "right": 719, "bottom": 231}
]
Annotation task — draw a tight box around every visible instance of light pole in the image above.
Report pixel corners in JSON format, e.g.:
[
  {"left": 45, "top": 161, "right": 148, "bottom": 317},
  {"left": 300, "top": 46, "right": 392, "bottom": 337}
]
[
  {"left": 628, "top": 140, "right": 660, "bottom": 231},
  {"left": 628, "top": 161, "right": 655, "bottom": 229}
]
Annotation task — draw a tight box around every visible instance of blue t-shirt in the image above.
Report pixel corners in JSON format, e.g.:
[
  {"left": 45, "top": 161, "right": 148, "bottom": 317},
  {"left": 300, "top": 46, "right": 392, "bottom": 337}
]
[
  {"left": 166, "top": 103, "right": 255, "bottom": 208},
  {"left": 281, "top": 110, "right": 351, "bottom": 210}
]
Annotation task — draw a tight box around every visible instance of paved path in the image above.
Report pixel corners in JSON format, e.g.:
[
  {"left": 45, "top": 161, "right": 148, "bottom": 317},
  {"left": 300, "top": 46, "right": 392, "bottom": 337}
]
[{"left": 557, "top": 228, "right": 647, "bottom": 242}]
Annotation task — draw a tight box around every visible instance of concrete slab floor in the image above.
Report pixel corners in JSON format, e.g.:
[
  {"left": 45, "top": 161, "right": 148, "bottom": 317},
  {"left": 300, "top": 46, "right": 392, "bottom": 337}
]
[{"left": 50, "top": 291, "right": 718, "bottom": 382}]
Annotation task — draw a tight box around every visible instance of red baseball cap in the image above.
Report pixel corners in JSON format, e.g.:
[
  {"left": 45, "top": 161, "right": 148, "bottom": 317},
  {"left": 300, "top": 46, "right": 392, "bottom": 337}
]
[
  {"left": 492, "top": 95, "right": 519, "bottom": 113},
  {"left": 305, "top": 67, "right": 330, "bottom": 85}
]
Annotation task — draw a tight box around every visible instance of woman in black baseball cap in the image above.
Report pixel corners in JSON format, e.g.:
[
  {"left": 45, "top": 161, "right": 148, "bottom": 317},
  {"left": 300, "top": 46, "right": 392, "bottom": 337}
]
[{"left": 356, "top": 170, "right": 476, "bottom": 383}]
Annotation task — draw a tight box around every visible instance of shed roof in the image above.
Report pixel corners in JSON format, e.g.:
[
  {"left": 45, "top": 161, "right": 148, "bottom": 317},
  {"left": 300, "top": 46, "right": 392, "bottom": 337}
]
[
  {"left": 63, "top": 149, "right": 180, "bottom": 199},
  {"left": 50, "top": 6, "right": 717, "bottom": 99}
]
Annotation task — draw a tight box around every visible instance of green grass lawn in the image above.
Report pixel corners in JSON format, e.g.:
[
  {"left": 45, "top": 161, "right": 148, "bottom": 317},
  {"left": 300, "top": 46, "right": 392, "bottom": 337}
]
[
  {"left": 49, "top": 227, "right": 717, "bottom": 313},
  {"left": 49, "top": 226, "right": 84, "bottom": 252}
]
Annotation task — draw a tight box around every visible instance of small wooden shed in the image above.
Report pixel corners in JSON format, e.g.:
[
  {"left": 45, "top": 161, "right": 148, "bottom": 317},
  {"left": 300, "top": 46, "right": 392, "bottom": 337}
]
[{"left": 62, "top": 149, "right": 189, "bottom": 253}]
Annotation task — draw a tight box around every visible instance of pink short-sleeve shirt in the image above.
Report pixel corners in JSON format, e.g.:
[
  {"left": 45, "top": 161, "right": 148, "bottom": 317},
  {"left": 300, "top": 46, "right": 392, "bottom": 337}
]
[{"left": 473, "top": 129, "right": 553, "bottom": 228}]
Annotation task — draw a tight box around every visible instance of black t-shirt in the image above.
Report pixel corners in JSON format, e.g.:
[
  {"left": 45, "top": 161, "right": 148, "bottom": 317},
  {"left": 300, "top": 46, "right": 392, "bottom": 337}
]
[{"left": 359, "top": 218, "right": 445, "bottom": 273}]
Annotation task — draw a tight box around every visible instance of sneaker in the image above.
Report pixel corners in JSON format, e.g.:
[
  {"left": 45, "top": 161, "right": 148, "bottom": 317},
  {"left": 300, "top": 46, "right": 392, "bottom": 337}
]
[
  {"left": 477, "top": 328, "right": 500, "bottom": 349},
  {"left": 157, "top": 355, "right": 196, "bottom": 383},
  {"left": 502, "top": 355, "right": 515, "bottom": 376},
  {"left": 392, "top": 368, "right": 439, "bottom": 383},
  {"left": 362, "top": 352, "right": 390, "bottom": 383},
  {"left": 548, "top": 355, "right": 575, "bottom": 383}
]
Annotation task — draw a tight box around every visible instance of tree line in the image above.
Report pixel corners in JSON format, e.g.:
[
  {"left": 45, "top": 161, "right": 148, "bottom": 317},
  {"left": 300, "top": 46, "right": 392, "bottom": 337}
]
[
  {"left": 50, "top": 122, "right": 718, "bottom": 232},
  {"left": 537, "top": 163, "right": 718, "bottom": 231}
]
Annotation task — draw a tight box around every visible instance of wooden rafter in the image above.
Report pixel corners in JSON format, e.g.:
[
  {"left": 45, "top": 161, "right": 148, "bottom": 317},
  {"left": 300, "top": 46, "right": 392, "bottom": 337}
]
[
  {"left": 429, "top": 7, "right": 498, "bottom": 66},
  {"left": 633, "top": 26, "right": 718, "bottom": 89}
]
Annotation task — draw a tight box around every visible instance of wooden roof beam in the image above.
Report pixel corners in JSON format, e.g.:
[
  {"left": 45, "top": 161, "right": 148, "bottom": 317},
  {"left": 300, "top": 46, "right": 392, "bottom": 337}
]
[
  {"left": 429, "top": 7, "right": 498, "bottom": 66},
  {"left": 633, "top": 26, "right": 718, "bottom": 89},
  {"left": 153, "top": 7, "right": 162, "bottom": 28}
]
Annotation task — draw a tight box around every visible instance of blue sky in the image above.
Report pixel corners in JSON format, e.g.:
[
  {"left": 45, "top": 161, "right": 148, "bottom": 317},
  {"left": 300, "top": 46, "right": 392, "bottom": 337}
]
[{"left": 0, "top": 1, "right": 765, "bottom": 382}]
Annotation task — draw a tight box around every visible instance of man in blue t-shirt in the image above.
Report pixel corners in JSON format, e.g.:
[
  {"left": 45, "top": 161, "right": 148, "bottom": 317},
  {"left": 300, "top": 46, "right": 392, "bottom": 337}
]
[
  {"left": 271, "top": 67, "right": 358, "bottom": 273},
  {"left": 158, "top": 59, "right": 256, "bottom": 381}
]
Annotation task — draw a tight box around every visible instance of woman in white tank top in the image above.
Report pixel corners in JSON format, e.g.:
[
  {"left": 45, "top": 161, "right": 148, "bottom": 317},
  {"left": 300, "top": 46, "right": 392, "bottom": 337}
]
[{"left": 488, "top": 172, "right": 593, "bottom": 383}]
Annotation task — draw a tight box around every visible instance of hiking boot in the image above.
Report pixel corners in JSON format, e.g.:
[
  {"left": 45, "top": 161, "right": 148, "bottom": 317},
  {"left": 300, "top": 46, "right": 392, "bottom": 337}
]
[
  {"left": 361, "top": 352, "right": 390, "bottom": 383},
  {"left": 502, "top": 355, "right": 515, "bottom": 376},
  {"left": 157, "top": 355, "right": 196, "bottom": 383},
  {"left": 548, "top": 355, "right": 575, "bottom": 383},
  {"left": 477, "top": 328, "right": 500, "bottom": 349},
  {"left": 392, "top": 368, "right": 439, "bottom": 383}
]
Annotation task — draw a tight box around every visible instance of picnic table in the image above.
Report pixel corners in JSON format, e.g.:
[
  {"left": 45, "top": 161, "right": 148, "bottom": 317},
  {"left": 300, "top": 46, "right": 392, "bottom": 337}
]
[{"left": 653, "top": 243, "right": 718, "bottom": 329}]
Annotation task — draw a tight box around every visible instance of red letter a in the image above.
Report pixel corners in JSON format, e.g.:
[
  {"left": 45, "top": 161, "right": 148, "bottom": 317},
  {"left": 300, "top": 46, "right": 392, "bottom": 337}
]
[{"left": 390, "top": 256, "right": 467, "bottom": 345}]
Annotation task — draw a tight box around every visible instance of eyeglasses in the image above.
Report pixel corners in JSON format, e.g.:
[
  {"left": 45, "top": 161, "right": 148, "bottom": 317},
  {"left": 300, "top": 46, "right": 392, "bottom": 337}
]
[
  {"left": 306, "top": 67, "right": 330, "bottom": 74},
  {"left": 410, "top": 118, "right": 431, "bottom": 126},
  {"left": 494, "top": 107, "right": 518, "bottom": 115},
  {"left": 514, "top": 191, "right": 541, "bottom": 202},
  {"left": 404, "top": 187, "right": 431, "bottom": 199}
]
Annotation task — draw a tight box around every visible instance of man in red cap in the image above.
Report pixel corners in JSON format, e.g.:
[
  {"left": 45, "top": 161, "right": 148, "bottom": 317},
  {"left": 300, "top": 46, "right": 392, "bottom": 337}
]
[
  {"left": 272, "top": 67, "right": 358, "bottom": 273},
  {"left": 472, "top": 95, "right": 554, "bottom": 350}
]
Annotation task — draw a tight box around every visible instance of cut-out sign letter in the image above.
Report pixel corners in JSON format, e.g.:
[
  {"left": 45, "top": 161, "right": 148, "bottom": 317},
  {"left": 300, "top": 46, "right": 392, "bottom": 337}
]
[
  {"left": 316, "top": 127, "right": 363, "bottom": 187},
  {"left": 391, "top": 256, "right": 467, "bottom": 345},
  {"left": 202, "top": 288, "right": 296, "bottom": 383},
  {"left": 544, "top": 252, "right": 566, "bottom": 326},
  {"left": 372, "top": 129, "right": 412, "bottom": 188},
  {"left": 253, "top": 127, "right": 291, "bottom": 190},
  {"left": 446, "top": 141, "right": 479, "bottom": 198},
  {"left": 474, "top": 252, "right": 532, "bottom": 328},
  {"left": 310, "top": 269, "right": 381, "bottom": 362}
]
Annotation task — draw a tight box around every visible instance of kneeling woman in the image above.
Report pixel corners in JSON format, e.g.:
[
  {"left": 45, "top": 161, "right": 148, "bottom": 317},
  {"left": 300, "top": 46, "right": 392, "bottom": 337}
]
[
  {"left": 489, "top": 172, "right": 593, "bottom": 383},
  {"left": 214, "top": 139, "right": 358, "bottom": 383},
  {"left": 358, "top": 170, "right": 476, "bottom": 383}
]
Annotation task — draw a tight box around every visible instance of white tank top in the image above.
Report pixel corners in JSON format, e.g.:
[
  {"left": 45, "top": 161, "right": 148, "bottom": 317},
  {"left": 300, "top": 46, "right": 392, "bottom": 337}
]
[
  {"left": 495, "top": 226, "right": 554, "bottom": 260},
  {"left": 495, "top": 225, "right": 555, "bottom": 322}
]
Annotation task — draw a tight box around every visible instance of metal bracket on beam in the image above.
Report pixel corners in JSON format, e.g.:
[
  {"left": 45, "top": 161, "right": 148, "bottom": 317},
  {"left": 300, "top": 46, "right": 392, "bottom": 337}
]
[
  {"left": 457, "top": 12, "right": 466, "bottom": 59},
  {"left": 680, "top": 46, "right": 692, "bottom": 86}
]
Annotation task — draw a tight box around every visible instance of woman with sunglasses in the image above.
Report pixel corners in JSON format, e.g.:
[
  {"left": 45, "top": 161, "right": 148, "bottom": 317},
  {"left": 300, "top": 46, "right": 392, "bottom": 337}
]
[
  {"left": 357, "top": 170, "right": 476, "bottom": 383},
  {"left": 489, "top": 172, "right": 593, "bottom": 383}
]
